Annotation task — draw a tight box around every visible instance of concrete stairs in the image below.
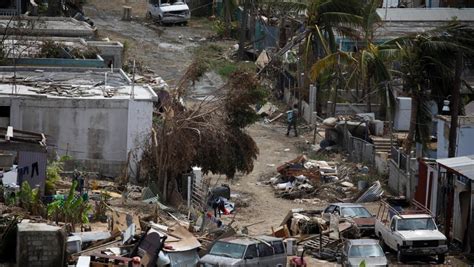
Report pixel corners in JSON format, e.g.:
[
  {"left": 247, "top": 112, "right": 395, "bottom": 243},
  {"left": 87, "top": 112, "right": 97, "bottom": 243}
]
[{"left": 370, "top": 136, "right": 392, "bottom": 154}]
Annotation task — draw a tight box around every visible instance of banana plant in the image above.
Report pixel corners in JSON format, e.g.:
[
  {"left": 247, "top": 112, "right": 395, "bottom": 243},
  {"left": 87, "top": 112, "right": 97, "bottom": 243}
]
[{"left": 47, "top": 180, "right": 92, "bottom": 232}]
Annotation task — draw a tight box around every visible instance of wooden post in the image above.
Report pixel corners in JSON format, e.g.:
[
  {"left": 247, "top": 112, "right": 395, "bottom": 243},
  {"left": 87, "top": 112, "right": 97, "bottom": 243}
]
[{"left": 122, "top": 6, "right": 132, "bottom": 21}]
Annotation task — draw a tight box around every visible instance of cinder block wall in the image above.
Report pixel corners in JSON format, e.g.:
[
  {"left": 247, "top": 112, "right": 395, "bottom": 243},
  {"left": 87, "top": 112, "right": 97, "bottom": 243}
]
[{"left": 16, "top": 222, "right": 66, "bottom": 267}]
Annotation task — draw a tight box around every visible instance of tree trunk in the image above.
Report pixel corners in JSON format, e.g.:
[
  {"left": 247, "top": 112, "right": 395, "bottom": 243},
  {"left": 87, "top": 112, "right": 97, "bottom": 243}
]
[
  {"left": 448, "top": 53, "right": 463, "bottom": 158},
  {"left": 404, "top": 92, "right": 418, "bottom": 154},
  {"left": 223, "top": 0, "right": 232, "bottom": 38},
  {"left": 238, "top": 0, "right": 249, "bottom": 60},
  {"left": 366, "top": 75, "right": 372, "bottom": 112}
]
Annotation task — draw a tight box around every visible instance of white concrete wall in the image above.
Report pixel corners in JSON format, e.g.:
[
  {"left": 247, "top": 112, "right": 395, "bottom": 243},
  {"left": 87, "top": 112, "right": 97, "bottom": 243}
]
[
  {"left": 388, "top": 159, "right": 411, "bottom": 198},
  {"left": 2, "top": 96, "right": 154, "bottom": 177},
  {"left": 437, "top": 117, "right": 474, "bottom": 159},
  {"left": 127, "top": 99, "right": 154, "bottom": 179}
]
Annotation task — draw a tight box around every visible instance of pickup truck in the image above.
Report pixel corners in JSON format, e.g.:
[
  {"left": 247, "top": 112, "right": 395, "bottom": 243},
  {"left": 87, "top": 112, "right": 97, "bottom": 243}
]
[{"left": 374, "top": 200, "right": 448, "bottom": 264}]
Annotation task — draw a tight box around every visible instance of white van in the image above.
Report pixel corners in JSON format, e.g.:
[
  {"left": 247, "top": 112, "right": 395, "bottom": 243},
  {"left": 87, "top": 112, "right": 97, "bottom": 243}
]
[{"left": 147, "top": 0, "right": 191, "bottom": 25}]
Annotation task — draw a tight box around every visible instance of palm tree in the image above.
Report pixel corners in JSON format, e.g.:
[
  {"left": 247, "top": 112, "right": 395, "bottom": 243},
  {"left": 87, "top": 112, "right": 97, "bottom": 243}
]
[
  {"left": 387, "top": 23, "right": 474, "bottom": 154},
  {"left": 309, "top": 0, "right": 397, "bottom": 118}
]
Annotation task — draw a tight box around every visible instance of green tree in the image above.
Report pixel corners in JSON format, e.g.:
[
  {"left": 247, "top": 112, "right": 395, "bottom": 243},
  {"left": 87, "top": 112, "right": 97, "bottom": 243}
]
[{"left": 388, "top": 23, "right": 474, "bottom": 153}]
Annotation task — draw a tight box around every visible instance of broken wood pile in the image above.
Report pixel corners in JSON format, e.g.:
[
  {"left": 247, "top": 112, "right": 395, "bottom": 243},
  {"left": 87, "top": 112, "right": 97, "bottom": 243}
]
[
  {"left": 273, "top": 209, "right": 361, "bottom": 261},
  {"left": 266, "top": 155, "right": 358, "bottom": 202}
]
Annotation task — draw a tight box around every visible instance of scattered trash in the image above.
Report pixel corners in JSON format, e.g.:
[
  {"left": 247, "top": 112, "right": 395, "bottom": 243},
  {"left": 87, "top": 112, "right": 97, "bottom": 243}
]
[{"left": 355, "top": 181, "right": 384, "bottom": 203}]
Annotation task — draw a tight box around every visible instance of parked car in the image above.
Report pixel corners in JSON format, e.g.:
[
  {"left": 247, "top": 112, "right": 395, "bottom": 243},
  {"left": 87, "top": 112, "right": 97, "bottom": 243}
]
[
  {"left": 147, "top": 0, "right": 190, "bottom": 25},
  {"left": 322, "top": 203, "right": 375, "bottom": 235},
  {"left": 199, "top": 235, "right": 286, "bottom": 266},
  {"left": 341, "top": 239, "right": 388, "bottom": 267},
  {"left": 375, "top": 201, "right": 448, "bottom": 263}
]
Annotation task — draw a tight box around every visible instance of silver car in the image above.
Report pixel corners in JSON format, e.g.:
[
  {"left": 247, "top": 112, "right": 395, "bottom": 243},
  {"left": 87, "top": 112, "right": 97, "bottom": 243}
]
[
  {"left": 199, "top": 235, "right": 286, "bottom": 267},
  {"left": 341, "top": 239, "right": 388, "bottom": 267}
]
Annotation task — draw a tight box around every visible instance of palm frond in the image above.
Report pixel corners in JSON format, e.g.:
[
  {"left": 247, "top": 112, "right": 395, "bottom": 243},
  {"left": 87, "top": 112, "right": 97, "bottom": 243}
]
[
  {"left": 310, "top": 51, "right": 356, "bottom": 81},
  {"left": 310, "top": 52, "right": 340, "bottom": 81}
]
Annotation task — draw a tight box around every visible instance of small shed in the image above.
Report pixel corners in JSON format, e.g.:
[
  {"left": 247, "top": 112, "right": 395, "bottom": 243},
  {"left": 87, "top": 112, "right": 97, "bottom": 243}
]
[{"left": 436, "top": 155, "right": 474, "bottom": 252}]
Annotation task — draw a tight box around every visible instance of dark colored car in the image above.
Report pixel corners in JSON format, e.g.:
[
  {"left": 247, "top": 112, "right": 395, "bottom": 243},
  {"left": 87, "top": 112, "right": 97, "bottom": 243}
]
[{"left": 322, "top": 203, "right": 375, "bottom": 236}]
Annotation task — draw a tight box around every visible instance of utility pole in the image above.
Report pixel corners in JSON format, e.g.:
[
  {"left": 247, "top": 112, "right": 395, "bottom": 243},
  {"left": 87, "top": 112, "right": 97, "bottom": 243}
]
[
  {"left": 238, "top": 0, "right": 249, "bottom": 59},
  {"left": 445, "top": 52, "right": 462, "bottom": 241},
  {"left": 448, "top": 52, "right": 462, "bottom": 158}
]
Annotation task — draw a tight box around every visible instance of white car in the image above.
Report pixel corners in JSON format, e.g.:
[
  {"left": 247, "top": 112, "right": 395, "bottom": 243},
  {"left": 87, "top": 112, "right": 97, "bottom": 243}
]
[{"left": 147, "top": 0, "right": 191, "bottom": 25}]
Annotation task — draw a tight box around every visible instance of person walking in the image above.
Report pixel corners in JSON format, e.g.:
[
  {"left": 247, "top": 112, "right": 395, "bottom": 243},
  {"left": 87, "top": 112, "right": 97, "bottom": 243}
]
[{"left": 286, "top": 104, "right": 298, "bottom": 137}]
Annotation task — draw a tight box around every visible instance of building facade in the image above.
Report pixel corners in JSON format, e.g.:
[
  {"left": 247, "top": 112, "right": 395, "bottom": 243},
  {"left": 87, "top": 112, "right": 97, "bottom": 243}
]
[{"left": 0, "top": 67, "right": 157, "bottom": 178}]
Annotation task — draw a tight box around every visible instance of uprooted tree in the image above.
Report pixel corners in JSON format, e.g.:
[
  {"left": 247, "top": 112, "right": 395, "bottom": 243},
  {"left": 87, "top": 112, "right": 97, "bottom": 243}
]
[{"left": 141, "top": 71, "right": 267, "bottom": 203}]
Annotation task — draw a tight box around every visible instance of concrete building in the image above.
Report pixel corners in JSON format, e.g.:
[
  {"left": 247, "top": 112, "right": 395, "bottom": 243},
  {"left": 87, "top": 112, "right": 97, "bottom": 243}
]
[
  {"left": 0, "top": 67, "right": 157, "bottom": 178},
  {"left": 2, "top": 36, "right": 124, "bottom": 68},
  {"left": 0, "top": 16, "right": 95, "bottom": 38},
  {"left": 436, "top": 115, "right": 474, "bottom": 159}
]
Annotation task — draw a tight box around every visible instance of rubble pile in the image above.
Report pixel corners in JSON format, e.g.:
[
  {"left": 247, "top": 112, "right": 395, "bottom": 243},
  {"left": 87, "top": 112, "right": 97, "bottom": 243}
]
[
  {"left": 276, "top": 209, "right": 362, "bottom": 261},
  {"left": 265, "top": 155, "right": 363, "bottom": 203}
]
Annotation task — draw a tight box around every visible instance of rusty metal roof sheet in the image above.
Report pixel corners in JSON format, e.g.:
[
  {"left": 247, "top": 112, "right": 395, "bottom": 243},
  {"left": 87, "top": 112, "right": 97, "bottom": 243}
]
[{"left": 436, "top": 155, "right": 474, "bottom": 179}]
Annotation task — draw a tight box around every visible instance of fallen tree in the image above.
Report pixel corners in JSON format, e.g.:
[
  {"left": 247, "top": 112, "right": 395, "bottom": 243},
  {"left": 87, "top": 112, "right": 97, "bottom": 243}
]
[{"left": 141, "top": 71, "right": 267, "bottom": 203}]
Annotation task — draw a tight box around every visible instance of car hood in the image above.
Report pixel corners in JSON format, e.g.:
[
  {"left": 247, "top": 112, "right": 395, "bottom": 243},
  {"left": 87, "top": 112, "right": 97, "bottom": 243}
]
[
  {"left": 199, "top": 254, "right": 242, "bottom": 265},
  {"left": 398, "top": 230, "right": 447, "bottom": 241},
  {"left": 348, "top": 256, "right": 387, "bottom": 266},
  {"left": 352, "top": 217, "right": 375, "bottom": 226},
  {"left": 160, "top": 4, "right": 189, "bottom": 12}
]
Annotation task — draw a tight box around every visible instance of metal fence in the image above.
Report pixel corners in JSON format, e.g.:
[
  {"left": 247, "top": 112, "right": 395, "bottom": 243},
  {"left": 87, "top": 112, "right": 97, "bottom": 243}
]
[
  {"left": 0, "top": 9, "right": 19, "bottom": 16},
  {"left": 341, "top": 122, "right": 375, "bottom": 165},
  {"left": 390, "top": 145, "right": 410, "bottom": 172},
  {"left": 0, "top": 0, "right": 21, "bottom": 16}
]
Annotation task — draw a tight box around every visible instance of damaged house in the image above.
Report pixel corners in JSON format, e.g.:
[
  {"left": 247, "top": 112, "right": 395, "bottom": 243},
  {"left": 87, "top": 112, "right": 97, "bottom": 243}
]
[{"left": 0, "top": 66, "right": 157, "bottom": 178}]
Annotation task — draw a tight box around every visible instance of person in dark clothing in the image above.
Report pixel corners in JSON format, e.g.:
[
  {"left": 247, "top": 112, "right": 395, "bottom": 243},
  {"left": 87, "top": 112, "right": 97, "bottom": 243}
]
[
  {"left": 286, "top": 104, "right": 298, "bottom": 137},
  {"left": 211, "top": 197, "right": 226, "bottom": 218}
]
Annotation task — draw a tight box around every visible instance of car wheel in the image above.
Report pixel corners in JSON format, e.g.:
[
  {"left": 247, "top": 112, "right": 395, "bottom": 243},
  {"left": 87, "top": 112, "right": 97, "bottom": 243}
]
[
  {"left": 437, "top": 254, "right": 445, "bottom": 264},
  {"left": 397, "top": 248, "right": 404, "bottom": 263}
]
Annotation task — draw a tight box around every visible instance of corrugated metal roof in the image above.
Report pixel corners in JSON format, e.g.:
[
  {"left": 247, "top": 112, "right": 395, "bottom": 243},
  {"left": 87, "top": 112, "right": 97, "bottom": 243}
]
[{"left": 436, "top": 155, "right": 474, "bottom": 180}]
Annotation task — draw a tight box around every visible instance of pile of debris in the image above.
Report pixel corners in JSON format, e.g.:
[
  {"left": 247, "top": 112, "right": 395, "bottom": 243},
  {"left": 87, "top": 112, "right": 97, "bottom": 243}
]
[
  {"left": 266, "top": 155, "right": 351, "bottom": 202},
  {"left": 272, "top": 209, "right": 361, "bottom": 261},
  {"left": 266, "top": 155, "right": 384, "bottom": 204}
]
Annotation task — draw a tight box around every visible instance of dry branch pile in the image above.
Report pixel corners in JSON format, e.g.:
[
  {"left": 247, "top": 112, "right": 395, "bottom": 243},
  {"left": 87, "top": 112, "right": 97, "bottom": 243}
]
[{"left": 141, "top": 71, "right": 266, "bottom": 202}]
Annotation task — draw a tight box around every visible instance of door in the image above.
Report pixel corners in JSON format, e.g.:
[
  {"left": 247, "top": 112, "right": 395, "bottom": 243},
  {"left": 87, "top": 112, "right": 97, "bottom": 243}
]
[
  {"left": 257, "top": 242, "right": 274, "bottom": 267},
  {"left": 243, "top": 244, "right": 259, "bottom": 266},
  {"left": 271, "top": 241, "right": 286, "bottom": 266},
  {"left": 0, "top": 106, "right": 10, "bottom": 127},
  {"left": 149, "top": 0, "right": 159, "bottom": 16},
  {"left": 323, "top": 205, "right": 336, "bottom": 221},
  {"left": 383, "top": 219, "right": 397, "bottom": 250}
]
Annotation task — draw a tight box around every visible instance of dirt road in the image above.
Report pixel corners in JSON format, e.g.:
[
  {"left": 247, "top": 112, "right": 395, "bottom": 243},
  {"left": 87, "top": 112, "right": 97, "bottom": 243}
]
[
  {"left": 219, "top": 122, "right": 327, "bottom": 235},
  {"left": 84, "top": 0, "right": 213, "bottom": 87}
]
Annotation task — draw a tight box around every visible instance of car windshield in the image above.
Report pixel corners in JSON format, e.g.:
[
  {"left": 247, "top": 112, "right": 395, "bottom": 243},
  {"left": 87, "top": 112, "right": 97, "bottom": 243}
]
[
  {"left": 349, "top": 244, "right": 384, "bottom": 257},
  {"left": 397, "top": 218, "right": 437, "bottom": 231},
  {"left": 341, "top": 207, "right": 372, "bottom": 218},
  {"left": 209, "top": 241, "right": 246, "bottom": 259}
]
